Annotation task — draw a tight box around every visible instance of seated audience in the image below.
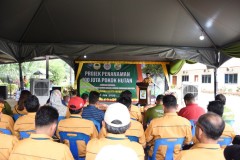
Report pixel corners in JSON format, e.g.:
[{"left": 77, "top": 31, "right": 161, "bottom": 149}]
[
  {"left": 215, "top": 94, "right": 235, "bottom": 122},
  {"left": 14, "top": 95, "right": 39, "bottom": 138},
  {"left": 95, "top": 145, "right": 138, "bottom": 160},
  {"left": 224, "top": 144, "right": 240, "bottom": 160},
  {"left": 57, "top": 96, "right": 98, "bottom": 157},
  {"left": 207, "top": 101, "right": 235, "bottom": 139},
  {"left": 86, "top": 103, "right": 144, "bottom": 160},
  {"left": 119, "top": 90, "right": 142, "bottom": 122},
  {"left": 176, "top": 112, "right": 225, "bottom": 160},
  {"left": 9, "top": 106, "right": 74, "bottom": 160},
  {"left": 49, "top": 89, "right": 69, "bottom": 117},
  {"left": 12, "top": 90, "right": 31, "bottom": 116},
  {"left": 81, "top": 93, "right": 89, "bottom": 106},
  {"left": 144, "top": 94, "right": 164, "bottom": 126},
  {"left": 0, "top": 132, "right": 18, "bottom": 160},
  {"left": 0, "top": 103, "right": 14, "bottom": 134},
  {"left": 62, "top": 95, "right": 70, "bottom": 106},
  {"left": 145, "top": 95, "right": 192, "bottom": 160},
  {"left": 82, "top": 91, "right": 105, "bottom": 123},
  {"left": 99, "top": 96, "right": 146, "bottom": 147},
  {"left": 178, "top": 93, "right": 205, "bottom": 121},
  {"left": 0, "top": 97, "right": 13, "bottom": 116}
]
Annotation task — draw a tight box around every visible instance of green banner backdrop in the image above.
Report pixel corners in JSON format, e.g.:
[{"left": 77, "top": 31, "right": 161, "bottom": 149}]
[{"left": 79, "top": 63, "right": 138, "bottom": 102}]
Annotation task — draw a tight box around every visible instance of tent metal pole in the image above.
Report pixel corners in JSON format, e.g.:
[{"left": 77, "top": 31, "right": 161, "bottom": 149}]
[
  {"left": 19, "top": 62, "right": 24, "bottom": 91},
  {"left": 214, "top": 68, "right": 217, "bottom": 97},
  {"left": 46, "top": 56, "right": 49, "bottom": 79}
]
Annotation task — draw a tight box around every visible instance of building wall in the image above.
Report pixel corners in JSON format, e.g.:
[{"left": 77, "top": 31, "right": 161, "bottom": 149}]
[{"left": 171, "top": 58, "right": 240, "bottom": 93}]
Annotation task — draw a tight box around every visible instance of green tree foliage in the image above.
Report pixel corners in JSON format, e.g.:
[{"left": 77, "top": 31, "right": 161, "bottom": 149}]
[
  {"left": 0, "top": 59, "right": 69, "bottom": 85},
  {"left": 49, "top": 59, "right": 67, "bottom": 85},
  {"left": 142, "top": 64, "right": 164, "bottom": 77}
]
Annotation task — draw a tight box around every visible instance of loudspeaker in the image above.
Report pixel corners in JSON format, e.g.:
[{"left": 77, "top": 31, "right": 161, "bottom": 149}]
[{"left": 0, "top": 86, "right": 8, "bottom": 100}]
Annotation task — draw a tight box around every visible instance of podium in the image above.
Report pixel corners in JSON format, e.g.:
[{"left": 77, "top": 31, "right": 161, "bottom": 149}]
[{"left": 136, "top": 82, "right": 152, "bottom": 105}]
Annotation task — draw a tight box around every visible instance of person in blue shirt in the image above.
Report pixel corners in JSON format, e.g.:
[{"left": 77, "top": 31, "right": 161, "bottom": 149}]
[{"left": 82, "top": 91, "right": 105, "bottom": 123}]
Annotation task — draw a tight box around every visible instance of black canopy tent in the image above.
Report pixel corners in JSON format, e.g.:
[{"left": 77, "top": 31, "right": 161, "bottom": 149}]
[{"left": 0, "top": 0, "right": 240, "bottom": 93}]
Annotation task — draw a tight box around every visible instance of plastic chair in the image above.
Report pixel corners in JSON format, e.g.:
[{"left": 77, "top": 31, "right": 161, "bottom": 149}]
[
  {"left": 0, "top": 128, "right": 11, "bottom": 135},
  {"left": 127, "top": 136, "right": 139, "bottom": 142},
  {"left": 58, "top": 116, "right": 65, "bottom": 123},
  {"left": 19, "top": 130, "right": 35, "bottom": 139},
  {"left": 86, "top": 118, "right": 101, "bottom": 132},
  {"left": 225, "top": 120, "right": 234, "bottom": 126},
  {"left": 13, "top": 114, "right": 23, "bottom": 121},
  {"left": 189, "top": 120, "right": 196, "bottom": 136},
  {"left": 217, "top": 137, "right": 232, "bottom": 148},
  {"left": 149, "top": 138, "right": 185, "bottom": 160},
  {"left": 59, "top": 131, "right": 90, "bottom": 160}
]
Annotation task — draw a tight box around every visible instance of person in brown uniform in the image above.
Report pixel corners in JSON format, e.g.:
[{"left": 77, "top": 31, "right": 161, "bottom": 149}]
[
  {"left": 57, "top": 96, "right": 98, "bottom": 157},
  {"left": 0, "top": 102, "right": 14, "bottom": 134},
  {"left": 86, "top": 103, "right": 145, "bottom": 160},
  {"left": 99, "top": 96, "right": 146, "bottom": 147},
  {"left": 176, "top": 112, "right": 225, "bottom": 160},
  {"left": 14, "top": 95, "right": 39, "bottom": 138},
  {"left": 145, "top": 95, "right": 192, "bottom": 160},
  {"left": 9, "top": 106, "right": 74, "bottom": 160}
]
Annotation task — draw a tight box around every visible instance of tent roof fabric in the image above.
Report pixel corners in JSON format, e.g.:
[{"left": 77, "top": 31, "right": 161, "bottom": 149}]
[{"left": 0, "top": 0, "right": 239, "bottom": 66}]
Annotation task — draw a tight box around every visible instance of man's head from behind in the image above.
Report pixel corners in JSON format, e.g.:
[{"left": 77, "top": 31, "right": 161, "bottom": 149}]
[
  {"left": 104, "top": 103, "right": 130, "bottom": 134},
  {"left": 68, "top": 96, "right": 84, "bottom": 114},
  {"left": 207, "top": 100, "right": 224, "bottom": 117},
  {"left": 35, "top": 106, "right": 59, "bottom": 137},
  {"left": 162, "top": 95, "right": 178, "bottom": 112},
  {"left": 89, "top": 91, "right": 100, "bottom": 104},
  {"left": 117, "top": 96, "right": 132, "bottom": 110},
  {"left": 119, "top": 90, "right": 132, "bottom": 99},
  {"left": 24, "top": 95, "right": 40, "bottom": 113},
  {"left": 146, "top": 72, "right": 151, "bottom": 78},
  {"left": 184, "top": 93, "right": 195, "bottom": 105},
  {"left": 224, "top": 145, "right": 240, "bottom": 160},
  {"left": 215, "top": 94, "right": 226, "bottom": 105},
  {"left": 156, "top": 94, "right": 164, "bottom": 105},
  {"left": 196, "top": 112, "right": 225, "bottom": 142}
]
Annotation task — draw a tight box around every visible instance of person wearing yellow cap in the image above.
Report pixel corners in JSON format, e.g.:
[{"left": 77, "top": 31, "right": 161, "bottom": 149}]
[
  {"left": 56, "top": 96, "right": 98, "bottom": 158},
  {"left": 86, "top": 103, "right": 145, "bottom": 160},
  {"left": 0, "top": 101, "right": 14, "bottom": 134},
  {"left": 9, "top": 106, "right": 74, "bottom": 160}
]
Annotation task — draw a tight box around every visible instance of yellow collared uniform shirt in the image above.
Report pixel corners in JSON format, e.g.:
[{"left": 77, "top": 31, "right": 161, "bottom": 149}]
[
  {"left": 9, "top": 133, "right": 74, "bottom": 160},
  {"left": 145, "top": 113, "right": 192, "bottom": 160},
  {"left": 56, "top": 114, "right": 98, "bottom": 157},
  {"left": 99, "top": 119, "right": 146, "bottom": 147},
  {"left": 0, "top": 113, "right": 14, "bottom": 134},
  {"left": 86, "top": 133, "right": 144, "bottom": 160},
  {"left": 0, "top": 133, "right": 18, "bottom": 160},
  {"left": 12, "top": 105, "right": 28, "bottom": 115},
  {"left": 142, "top": 77, "right": 153, "bottom": 84},
  {"left": 222, "top": 122, "right": 235, "bottom": 138},
  {"left": 130, "top": 105, "right": 143, "bottom": 123},
  {"left": 14, "top": 112, "right": 36, "bottom": 138},
  {"left": 176, "top": 143, "right": 225, "bottom": 160}
]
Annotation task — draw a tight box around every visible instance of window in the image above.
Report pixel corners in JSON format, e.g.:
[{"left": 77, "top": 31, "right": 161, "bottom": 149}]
[
  {"left": 182, "top": 75, "right": 189, "bottom": 82},
  {"left": 194, "top": 75, "right": 198, "bottom": 82},
  {"left": 225, "top": 74, "right": 238, "bottom": 84},
  {"left": 202, "top": 75, "right": 211, "bottom": 83}
]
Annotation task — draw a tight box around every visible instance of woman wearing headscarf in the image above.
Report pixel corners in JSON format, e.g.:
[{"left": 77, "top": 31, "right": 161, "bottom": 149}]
[{"left": 49, "top": 89, "right": 69, "bottom": 117}]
